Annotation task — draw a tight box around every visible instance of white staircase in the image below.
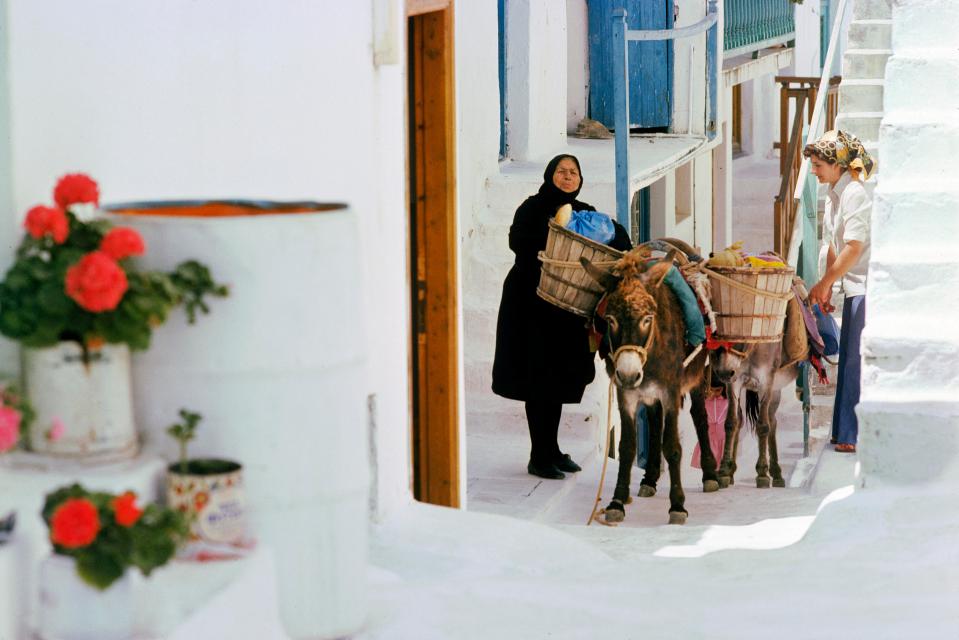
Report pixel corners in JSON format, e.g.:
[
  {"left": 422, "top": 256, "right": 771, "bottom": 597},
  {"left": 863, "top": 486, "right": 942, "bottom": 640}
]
[{"left": 834, "top": 0, "right": 893, "bottom": 195}]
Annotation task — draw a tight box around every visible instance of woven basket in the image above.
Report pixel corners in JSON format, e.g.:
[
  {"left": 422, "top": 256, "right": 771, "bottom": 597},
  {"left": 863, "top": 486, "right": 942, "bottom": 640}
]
[
  {"left": 706, "top": 264, "right": 795, "bottom": 343},
  {"left": 537, "top": 219, "right": 624, "bottom": 318}
]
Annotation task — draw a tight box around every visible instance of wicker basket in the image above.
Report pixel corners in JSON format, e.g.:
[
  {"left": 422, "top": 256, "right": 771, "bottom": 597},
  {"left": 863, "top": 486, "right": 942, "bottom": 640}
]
[
  {"left": 705, "top": 264, "right": 795, "bottom": 343},
  {"left": 537, "top": 219, "right": 624, "bottom": 318}
]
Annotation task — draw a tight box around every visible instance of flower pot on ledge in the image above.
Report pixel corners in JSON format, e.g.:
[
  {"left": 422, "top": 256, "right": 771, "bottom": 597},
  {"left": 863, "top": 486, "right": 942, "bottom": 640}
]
[
  {"left": 23, "top": 342, "right": 137, "bottom": 461},
  {"left": 36, "top": 554, "right": 134, "bottom": 640},
  {"left": 167, "top": 458, "right": 247, "bottom": 546}
]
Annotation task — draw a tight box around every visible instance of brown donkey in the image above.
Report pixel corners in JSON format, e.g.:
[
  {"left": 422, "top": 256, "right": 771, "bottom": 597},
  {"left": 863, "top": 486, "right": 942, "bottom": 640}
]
[
  {"left": 710, "top": 296, "right": 807, "bottom": 488},
  {"left": 582, "top": 251, "right": 718, "bottom": 525}
]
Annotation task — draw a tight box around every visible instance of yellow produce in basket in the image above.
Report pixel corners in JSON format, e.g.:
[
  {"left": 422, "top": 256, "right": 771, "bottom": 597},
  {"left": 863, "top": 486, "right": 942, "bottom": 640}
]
[
  {"left": 554, "top": 203, "right": 573, "bottom": 227},
  {"left": 707, "top": 241, "right": 746, "bottom": 267}
]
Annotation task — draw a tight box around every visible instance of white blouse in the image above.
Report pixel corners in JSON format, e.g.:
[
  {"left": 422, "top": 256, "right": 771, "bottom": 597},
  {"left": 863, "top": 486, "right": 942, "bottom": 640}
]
[{"left": 824, "top": 171, "right": 872, "bottom": 297}]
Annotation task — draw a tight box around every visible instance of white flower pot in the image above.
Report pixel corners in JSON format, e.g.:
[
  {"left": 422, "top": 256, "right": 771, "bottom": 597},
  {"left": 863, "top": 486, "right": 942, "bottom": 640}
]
[
  {"left": 36, "top": 554, "right": 134, "bottom": 640},
  {"left": 23, "top": 342, "right": 138, "bottom": 460}
]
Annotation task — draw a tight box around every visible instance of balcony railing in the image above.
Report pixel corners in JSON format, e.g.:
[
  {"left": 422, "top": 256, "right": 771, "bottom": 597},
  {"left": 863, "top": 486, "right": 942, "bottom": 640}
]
[{"left": 724, "top": 0, "right": 796, "bottom": 58}]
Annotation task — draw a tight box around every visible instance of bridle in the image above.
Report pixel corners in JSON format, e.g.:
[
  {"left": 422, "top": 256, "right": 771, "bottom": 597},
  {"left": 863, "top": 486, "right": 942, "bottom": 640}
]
[{"left": 609, "top": 314, "right": 656, "bottom": 373}]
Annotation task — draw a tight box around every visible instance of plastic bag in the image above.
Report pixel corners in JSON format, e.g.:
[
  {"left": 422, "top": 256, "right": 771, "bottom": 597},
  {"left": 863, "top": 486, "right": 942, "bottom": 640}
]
[
  {"left": 567, "top": 210, "right": 615, "bottom": 245},
  {"left": 813, "top": 303, "right": 840, "bottom": 356}
]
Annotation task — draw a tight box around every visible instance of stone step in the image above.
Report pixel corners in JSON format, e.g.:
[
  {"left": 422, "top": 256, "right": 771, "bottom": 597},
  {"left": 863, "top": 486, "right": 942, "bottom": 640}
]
[
  {"left": 839, "top": 79, "right": 884, "bottom": 113},
  {"left": 842, "top": 49, "right": 892, "bottom": 80},
  {"left": 889, "top": 0, "right": 959, "bottom": 51},
  {"left": 853, "top": 0, "right": 892, "bottom": 21},
  {"left": 878, "top": 114, "right": 959, "bottom": 181},
  {"left": 834, "top": 112, "right": 883, "bottom": 144},
  {"left": 847, "top": 20, "right": 893, "bottom": 50},
  {"left": 871, "top": 185, "right": 959, "bottom": 251},
  {"left": 884, "top": 53, "right": 959, "bottom": 111}
]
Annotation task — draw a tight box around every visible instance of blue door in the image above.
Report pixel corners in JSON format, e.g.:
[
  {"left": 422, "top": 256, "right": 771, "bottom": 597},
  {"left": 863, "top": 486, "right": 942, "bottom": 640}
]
[{"left": 588, "top": 0, "right": 673, "bottom": 131}]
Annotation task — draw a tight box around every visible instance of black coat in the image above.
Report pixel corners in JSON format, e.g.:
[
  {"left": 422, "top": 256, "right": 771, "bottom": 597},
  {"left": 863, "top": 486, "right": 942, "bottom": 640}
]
[{"left": 491, "top": 158, "right": 631, "bottom": 403}]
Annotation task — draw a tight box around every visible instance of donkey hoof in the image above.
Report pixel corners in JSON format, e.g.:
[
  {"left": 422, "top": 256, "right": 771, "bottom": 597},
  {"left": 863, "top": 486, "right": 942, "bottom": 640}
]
[
  {"left": 718, "top": 476, "right": 731, "bottom": 489},
  {"left": 624, "top": 496, "right": 633, "bottom": 505},
  {"left": 773, "top": 478, "right": 786, "bottom": 488},
  {"left": 637, "top": 485, "right": 656, "bottom": 498},
  {"left": 703, "top": 480, "right": 719, "bottom": 493},
  {"left": 604, "top": 503, "right": 625, "bottom": 523},
  {"left": 756, "top": 476, "right": 771, "bottom": 489},
  {"left": 668, "top": 511, "right": 688, "bottom": 525}
]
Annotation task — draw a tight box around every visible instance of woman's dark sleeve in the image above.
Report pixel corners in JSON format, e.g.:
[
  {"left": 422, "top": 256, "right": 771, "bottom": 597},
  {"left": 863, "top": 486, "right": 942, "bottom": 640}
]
[
  {"left": 508, "top": 198, "right": 548, "bottom": 259},
  {"left": 610, "top": 220, "right": 633, "bottom": 251}
]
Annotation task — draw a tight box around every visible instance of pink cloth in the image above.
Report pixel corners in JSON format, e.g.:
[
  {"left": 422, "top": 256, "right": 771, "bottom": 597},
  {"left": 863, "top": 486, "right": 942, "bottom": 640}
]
[{"left": 692, "top": 396, "right": 728, "bottom": 469}]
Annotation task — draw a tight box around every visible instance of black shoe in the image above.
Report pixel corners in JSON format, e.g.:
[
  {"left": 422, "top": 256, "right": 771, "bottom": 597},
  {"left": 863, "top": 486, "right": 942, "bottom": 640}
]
[
  {"left": 553, "top": 453, "right": 582, "bottom": 473},
  {"left": 527, "top": 460, "right": 565, "bottom": 480}
]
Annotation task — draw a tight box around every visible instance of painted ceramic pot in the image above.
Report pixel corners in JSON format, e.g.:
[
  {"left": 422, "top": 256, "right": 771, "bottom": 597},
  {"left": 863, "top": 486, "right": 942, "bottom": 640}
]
[
  {"left": 167, "top": 458, "right": 246, "bottom": 545},
  {"left": 23, "top": 342, "right": 137, "bottom": 460}
]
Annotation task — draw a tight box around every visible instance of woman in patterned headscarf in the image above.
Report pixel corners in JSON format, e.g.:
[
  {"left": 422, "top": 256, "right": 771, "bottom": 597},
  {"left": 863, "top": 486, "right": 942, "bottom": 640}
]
[{"left": 802, "top": 130, "right": 875, "bottom": 453}]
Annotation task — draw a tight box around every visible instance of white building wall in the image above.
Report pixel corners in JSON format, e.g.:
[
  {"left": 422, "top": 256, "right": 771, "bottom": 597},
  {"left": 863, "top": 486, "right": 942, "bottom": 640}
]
[
  {"left": 672, "top": 0, "right": 709, "bottom": 137},
  {"left": 792, "top": 0, "right": 823, "bottom": 77},
  {"left": 566, "top": 0, "right": 589, "bottom": 133},
  {"left": 1, "top": 0, "right": 414, "bottom": 519},
  {"left": 505, "top": 0, "right": 568, "bottom": 160}
]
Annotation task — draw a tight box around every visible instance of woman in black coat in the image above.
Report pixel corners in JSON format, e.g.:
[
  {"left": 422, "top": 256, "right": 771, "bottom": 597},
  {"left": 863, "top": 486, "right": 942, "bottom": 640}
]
[{"left": 491, "top": 154, "right": 632, "bottom": 479}]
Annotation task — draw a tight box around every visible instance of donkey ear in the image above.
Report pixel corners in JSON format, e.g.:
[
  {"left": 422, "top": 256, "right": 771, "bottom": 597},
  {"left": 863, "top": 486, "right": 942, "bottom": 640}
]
[
  {"left": 580, "top": 256, "right": 622, "bottom": 290},
  {"left": 641, "top": 260, "right": 672, "bottom": 289}
]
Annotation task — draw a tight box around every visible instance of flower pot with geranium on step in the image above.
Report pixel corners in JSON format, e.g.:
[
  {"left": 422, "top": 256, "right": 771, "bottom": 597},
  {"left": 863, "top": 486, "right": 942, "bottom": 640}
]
[
  {"left": 0, "top": 174, "right": 228, "bottom": 461},
  {"left": 38, "top": 483, "right": 188, "bottom": 640},
  {"left": 166, "top": 409, "right": 247, "bottom": 551}
]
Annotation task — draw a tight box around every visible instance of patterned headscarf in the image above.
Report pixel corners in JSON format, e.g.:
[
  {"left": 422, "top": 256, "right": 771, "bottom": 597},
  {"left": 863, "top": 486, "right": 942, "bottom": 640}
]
[{"left": 804, "top": 129, "right": 875, "bottom": 181}]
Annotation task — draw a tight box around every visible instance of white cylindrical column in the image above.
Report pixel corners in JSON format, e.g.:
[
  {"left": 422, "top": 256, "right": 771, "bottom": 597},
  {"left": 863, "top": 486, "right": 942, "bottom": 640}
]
[{"left": 105, "top": 201, "right": 367, "bottom": 639}]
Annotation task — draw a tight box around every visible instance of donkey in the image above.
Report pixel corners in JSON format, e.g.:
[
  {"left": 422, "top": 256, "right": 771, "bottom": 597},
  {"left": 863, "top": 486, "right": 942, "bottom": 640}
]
[
  {"left": 710, "top": 296, "right": 807, "bottom": 488},
  {"left": 582, "top": 250, "right": 718, "bottom": 525}
]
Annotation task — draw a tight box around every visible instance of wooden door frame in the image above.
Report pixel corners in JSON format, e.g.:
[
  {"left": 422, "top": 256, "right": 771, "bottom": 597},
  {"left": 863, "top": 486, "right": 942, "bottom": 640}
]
[{"left": 407, "top": 1, "right": 459, "bottom": 507}]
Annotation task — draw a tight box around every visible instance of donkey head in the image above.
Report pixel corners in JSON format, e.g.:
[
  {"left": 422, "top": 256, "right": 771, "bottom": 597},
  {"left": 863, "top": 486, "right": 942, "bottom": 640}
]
[
  {"left": 581, "top": 251, "right": 674, "bottom": 389},
  {"left": 710, "top": 344, "right": 749, "bottom": 384}
]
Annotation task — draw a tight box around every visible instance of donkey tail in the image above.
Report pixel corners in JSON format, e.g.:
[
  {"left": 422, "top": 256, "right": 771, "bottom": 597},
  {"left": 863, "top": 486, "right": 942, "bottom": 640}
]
[{"left": 743, "top": 390, "right": 760, "bottom": 433}]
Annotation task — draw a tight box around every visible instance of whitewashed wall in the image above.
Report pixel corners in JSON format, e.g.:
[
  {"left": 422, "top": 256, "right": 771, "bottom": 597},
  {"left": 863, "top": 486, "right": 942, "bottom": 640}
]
[
  {"left": 792, "top": 0, "right": 823, "bottom": 78},
  {"left": 505, "top": 0, "right": 568, "bottom": 160},
  {"left": 566, "top": 0, "right": 589, "bottom": 133},
  {"left": 1, "top": 0, "right": 413, "bottom": 519}
]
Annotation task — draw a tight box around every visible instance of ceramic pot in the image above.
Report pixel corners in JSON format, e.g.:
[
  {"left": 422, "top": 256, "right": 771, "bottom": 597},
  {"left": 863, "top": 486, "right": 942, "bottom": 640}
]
[
  {"left": 36, "top": 554, "right": 134, "bottom": 640},
  {"left": 167, "top": 458, "right": 246, "bottom": 544},
  {"left": 23, "top": 342, "right": 137, "bottom": 460}
]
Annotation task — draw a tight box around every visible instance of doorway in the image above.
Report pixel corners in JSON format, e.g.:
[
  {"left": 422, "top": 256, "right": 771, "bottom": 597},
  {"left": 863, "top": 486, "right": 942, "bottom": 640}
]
[{"left": 407, "top": 2, "right": 459, "bottom": 507}]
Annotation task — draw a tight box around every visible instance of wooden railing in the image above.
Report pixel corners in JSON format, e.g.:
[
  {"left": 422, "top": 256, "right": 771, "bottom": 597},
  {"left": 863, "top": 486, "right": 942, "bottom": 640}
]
[
  {"left": 724, "top": 0, "right": 796, "bottom": 58},
  {"left": 772, "top": 76, "right": 840, "bottom": 256}
]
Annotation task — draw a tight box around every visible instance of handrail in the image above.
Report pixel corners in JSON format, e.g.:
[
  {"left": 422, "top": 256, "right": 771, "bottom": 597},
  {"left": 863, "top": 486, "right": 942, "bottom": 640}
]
[
  {"left": 786, "top": 0, "right": 850, "bottom": 266},
  {"left": 773, "top": 92, "right": 808, "bottom": 256},
  {"left": 611, "top": 1, "right": 719, "bottom": 232}
]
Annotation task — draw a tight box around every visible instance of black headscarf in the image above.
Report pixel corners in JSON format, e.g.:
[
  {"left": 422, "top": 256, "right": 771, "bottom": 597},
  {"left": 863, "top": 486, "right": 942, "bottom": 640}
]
[{"left": 536, "top": 154, "right": 584, "bottom": 209}]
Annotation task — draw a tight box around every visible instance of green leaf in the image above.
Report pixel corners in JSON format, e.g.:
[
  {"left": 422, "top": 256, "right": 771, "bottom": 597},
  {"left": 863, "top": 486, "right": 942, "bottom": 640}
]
[
  {"left": 36, "top": 282, "right": 74, "bottom": 316},
  {"left": 75, "top": 551, "right": 126, "bottom": 591}
]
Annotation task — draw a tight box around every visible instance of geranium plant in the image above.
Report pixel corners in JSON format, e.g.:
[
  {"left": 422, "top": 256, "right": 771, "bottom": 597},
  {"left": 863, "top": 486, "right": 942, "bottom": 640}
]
[
  {"left": 0, "top": 382, "right": 34, "bottom": 454},
  {"left": 42, "top": 483, "right": 189, "bottom": 590},
  {"left": 0, "top": 174, "right": 228, "bottom": 355}
]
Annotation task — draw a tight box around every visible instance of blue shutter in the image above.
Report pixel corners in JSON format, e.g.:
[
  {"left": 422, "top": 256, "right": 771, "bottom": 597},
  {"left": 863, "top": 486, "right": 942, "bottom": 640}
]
[{"left": 588, "top": 0, "right": 673, "bottom": 131}]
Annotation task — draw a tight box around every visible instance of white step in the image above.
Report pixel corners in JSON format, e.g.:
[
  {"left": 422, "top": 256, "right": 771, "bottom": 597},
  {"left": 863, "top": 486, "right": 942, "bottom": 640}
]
[
  {"left": 842, "top": 49, "right": 892, "bottom": 80},
  {"left": 847, "top": 20, "right": 893, "bottom": 50},
  {"left": 884, "top": 53, "right": 959, "bottom": 111},
  {"left": 871, "top": 186, "right": 959, "bottom": 255},
  {"left": 854, "top": 0, "right": 892, "bottom": 21},
  {"left": 834, "top": 112, "right": 883, "bottom": 144},
  {"left": 890, "top": 0, "right": 959, "bottom": 51},
  {"left": 839, "top": 79, "right": 884, "bottom": 112},
  {"left": 879, "top": 114, "right": 959, "bottom": 181}
]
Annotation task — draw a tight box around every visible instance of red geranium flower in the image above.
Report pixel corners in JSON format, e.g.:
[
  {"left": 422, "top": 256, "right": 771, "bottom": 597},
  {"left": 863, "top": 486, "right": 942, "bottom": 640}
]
[
  {"left": 64, "top": 252, "right": 129, "bottom": 312},
  {"left": 50, "top": 498, "right": 101, "bottom": 548},
  {"left": 112, "top": 492, "right": 143, "bottom": 527},
  {"left": 53, "top": 173, "right": 100, "bottom": 209},
  {"left": 23, "top": 205, "right": 69, "bottom": 244},
  {"left": 100, "top": 227, "right": 146, "bottom": 261}
]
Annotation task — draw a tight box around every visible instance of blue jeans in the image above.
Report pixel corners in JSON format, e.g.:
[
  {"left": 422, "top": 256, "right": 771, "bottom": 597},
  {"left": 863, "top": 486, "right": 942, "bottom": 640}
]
[{"left": 832, "top": 295, "right": 866, "bottom": 445}]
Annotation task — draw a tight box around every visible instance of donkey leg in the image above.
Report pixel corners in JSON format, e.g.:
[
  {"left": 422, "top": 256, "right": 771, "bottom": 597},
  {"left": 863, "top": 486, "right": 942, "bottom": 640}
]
[
  {"left": 662, "top": 405, "right": 687, "bottom": 524},
  {"left": 767, "top": 390, "right": 786, "bottom": 487},
  {"left": 689, "top": 384, "right": 719, "bottom": 492},
  {"left": 755, "top": 393, "right": 772, "bottom": 488},
  {"left": 638, "top": 402, "right": 663, "bottom": 497},
  {"left": 717, "top": 384, "right": 740, "bottom": 488},
  {"left": 605, "top": 393, "right": 639, "bottom": 523}
]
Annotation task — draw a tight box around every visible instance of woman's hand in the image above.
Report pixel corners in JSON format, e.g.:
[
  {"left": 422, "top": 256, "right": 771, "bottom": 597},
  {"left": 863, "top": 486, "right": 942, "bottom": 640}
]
[{"left": 808, "top": 279, "right": 835, "bottom": 313}]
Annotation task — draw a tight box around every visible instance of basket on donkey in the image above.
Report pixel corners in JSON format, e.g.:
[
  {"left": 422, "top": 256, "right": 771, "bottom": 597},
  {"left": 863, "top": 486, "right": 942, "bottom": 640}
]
[
  {"left": 537, "top": 219, "right": 625, "bottom": 318},
  {"left": 703, "top": 262, "right": 795, "bottom": 343}
]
